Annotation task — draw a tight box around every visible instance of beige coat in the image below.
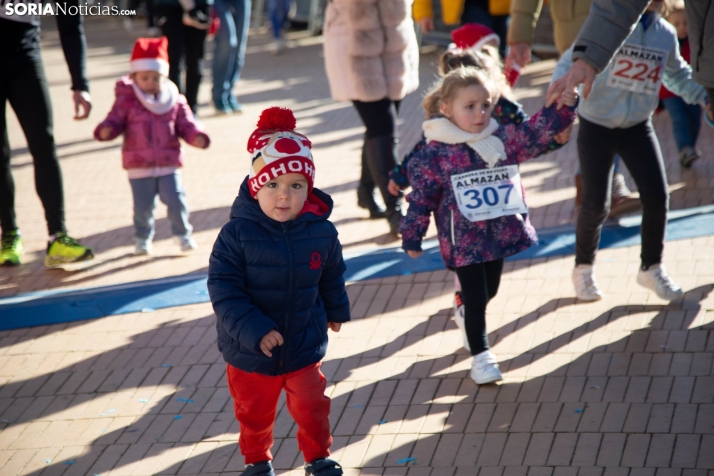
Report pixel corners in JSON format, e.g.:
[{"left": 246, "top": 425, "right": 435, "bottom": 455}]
[
  {"left": 508, "top": 0, "right": 593, "bottom": 54},
  {"left": 323, "top": 0, "right": 420, "bottom": 102}
]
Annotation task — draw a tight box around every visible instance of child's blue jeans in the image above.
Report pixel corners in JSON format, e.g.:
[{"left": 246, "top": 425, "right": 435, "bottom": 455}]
[
  {"left": 662, "top": 97, "right": 701, "bottom": 151},
  {"left": 129, "top": 173, "right": 192, "bottom": 243}
]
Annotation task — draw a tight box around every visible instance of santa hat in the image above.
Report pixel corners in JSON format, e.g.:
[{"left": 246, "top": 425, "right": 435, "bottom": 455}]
[
  {"left": 247, "top": 107, "right": 315, "bottom": 197},
  {"left": 130, "top": 37, "right": 170, "bottom": 77},
  {"left": 450, "top": 23, "right": 500, "bottom": 52}
]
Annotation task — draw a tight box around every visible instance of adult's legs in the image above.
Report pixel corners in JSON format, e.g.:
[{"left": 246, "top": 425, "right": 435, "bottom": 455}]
[
  {"left": 575, "top": 117, "right": 619, "bottom": 265},
  {"left": 616, "top": 119, "right": 669, "bottom": 268},
  {"left": 211, "top": 0, "right": 250, "bottom": 111},
  {"left": 353, "top": 99, "right": 402, "bottom": 233},
  {"left": 183, "top": 15, "right": 208, "bottom": 114},
  {"left": 267, "top": 0, "right": 290, "bottom": 39},
  {"left": 129, "top": 177, "right": 159, "bottom": 243},
  {"left": 0, "top": 80, "right": 17, "bottom": 234},
  {"left": 7, "top": 62, "right": 66, "bottom": 235},
  {"left": 157, "top": 173, "right": 192, "bottom": 238},
  {"left": 226, "top": 364, "right": 284, "bottom": 464},
  {"left": 157, "top": 5, "right": 186, "bottom": 94},
  {"left": 283, "top": 362, "right": 332, "bottom": 463},
  {"left": 454, "top": 260, "right": 504, "bottom": 356}
]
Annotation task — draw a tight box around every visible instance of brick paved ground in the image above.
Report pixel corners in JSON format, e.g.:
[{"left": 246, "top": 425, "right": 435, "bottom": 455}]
[{"left": 0, "top": 15, "right": 712, "bottom": 476}]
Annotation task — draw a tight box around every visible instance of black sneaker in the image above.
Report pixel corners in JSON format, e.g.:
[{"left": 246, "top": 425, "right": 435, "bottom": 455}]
[
  {"left": 305, "top": 458, "right": 343, "bottom": 476},
  {"left": 679, "top": 147, "right": 701, "bottom": 168},
  {"left": 243, "top": 460, "right": 275, "bottom": 476}
]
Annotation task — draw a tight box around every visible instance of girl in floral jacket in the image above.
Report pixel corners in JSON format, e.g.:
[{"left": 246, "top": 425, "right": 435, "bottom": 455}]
[{"left": 401, "top": 67, "right": 577, "bottom": 385}]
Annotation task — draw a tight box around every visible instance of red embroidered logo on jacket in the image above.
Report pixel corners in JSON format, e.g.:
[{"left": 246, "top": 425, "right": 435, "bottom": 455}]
[{"left": 309, "top": 252, "right": 322, "bottom": 270}]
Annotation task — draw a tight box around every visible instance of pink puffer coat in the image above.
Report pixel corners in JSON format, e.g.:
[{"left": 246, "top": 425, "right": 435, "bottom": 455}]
[{"left": 94, "top": 77, "right": 209, "bottom": 169}]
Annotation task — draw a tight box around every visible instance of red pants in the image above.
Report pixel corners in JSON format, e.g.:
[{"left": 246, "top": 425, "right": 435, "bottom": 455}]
[{"left": 226, "top": 362, "right": 332, "bottom": 464}]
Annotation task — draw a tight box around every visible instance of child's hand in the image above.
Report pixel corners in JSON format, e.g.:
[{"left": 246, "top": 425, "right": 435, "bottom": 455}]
[
  {"left": 406, "top": 250, "right": 423, "bottom": 258},
  {"left": 388, "top": 179, "right": 401, "bottom": 196},
  {"left": 98, "top": 126, "right": 112, "bottom": 140},
  {"left": 559, "top": 87, "right": 579, "bottom": 108},
  {"left": 553, "top": 124, "right": 573, "bottom": 144},
  {"left": 328, "top": 322, "right": 342, "bottom": 332},
  {"left": 192, "top": 135, "right": 207, "bottom": 148},
  {"left": 259, "top": 329, "right": 284, "bottom": 357}
]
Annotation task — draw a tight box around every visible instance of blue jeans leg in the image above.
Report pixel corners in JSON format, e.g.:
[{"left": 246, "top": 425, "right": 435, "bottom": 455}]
[
  {"left": 129, "top": 177, "right": 159, "bottom": 243},
  {"left": 267, "top": 0, "right": 290, "bottom": 39},
  {"left": 157, "top": 173, "right": 192, "bottom": 238},
  {"left": 662, "top": 97, "right": 701, "bottom": 151},
  {"left": 211, "top": 0, "right": 251, "bottom": 110}
]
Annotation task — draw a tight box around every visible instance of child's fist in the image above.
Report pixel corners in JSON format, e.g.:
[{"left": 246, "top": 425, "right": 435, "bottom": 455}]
[
  {"left": 553, "top": 124, "right": 573, "bottom": 144},
  {"left": 259, "top": 329, "right": 284, "bottom": 357},
  {"left": 406, "top": 250, "right": 423, "bottom": 258},
  {"left": 98, "top": 126, "right": 112, "bottom": 140},
  {"left": 559, "top": 87, "right": 579, "bottom": 108},
  {"left": 328, "top": 322, "right": 342, "bottom": 332},
  {"left": 192, "top": 135, "right": 208, "bottom": 148},
  {"left": 388, "top": 179, "right": 401, "bottom": 196}
]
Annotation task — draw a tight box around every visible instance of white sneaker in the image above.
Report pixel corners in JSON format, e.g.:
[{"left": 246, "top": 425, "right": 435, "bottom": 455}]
[
  {"left": 636, "top": 264, "right": 684, "bottom": 301},
  {"left": 453, "top": 292, "right": 470, "bottom": 351},
  {"left": 178, "top": 236, "right": 198, "bottom": 252},
  {"left": 470, "top": 350, "right": 502, "bottom": 385},
  {"left": 134, "top": 240, "right": 152, "bottom": 256},
  {"left": 572, "top": 264, "right": 603, "bottom": 301}
]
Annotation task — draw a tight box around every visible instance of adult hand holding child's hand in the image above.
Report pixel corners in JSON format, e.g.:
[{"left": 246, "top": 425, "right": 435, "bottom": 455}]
[
  {"left": 260, "top": 329, "right": 284, "bottom": 357},
  {"left": 558, "top": 87, "right": 579, "bottom": 108},
  {"left": 99, "top": 126, "right": 113, "bottom": 140}
]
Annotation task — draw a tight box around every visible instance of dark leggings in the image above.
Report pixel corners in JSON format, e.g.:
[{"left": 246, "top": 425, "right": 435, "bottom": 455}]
[
  {"left": 576, "top": 116, "right": 668, "bottom": 268},
  {"left": 352, "top": 99, "right": 401, "bottom": 138},
  {"left": 0, "top": 61, "right": 65, "bottom": 236},
  {"left": 455, "top": 259, "right": 504, "bottom": 356},
  {"left": 128, "top": 0, "right": 156, "bottom": 27},
  {"left": 156, "top": 4, "right": 207, "bottom": 113}
]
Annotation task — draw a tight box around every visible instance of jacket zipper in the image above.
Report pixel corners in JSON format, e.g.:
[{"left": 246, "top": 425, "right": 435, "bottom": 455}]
[
  {"left": 278, "top": 224, "right": 293, "bottom": 372},
  {"left": 450, "top": 210, "right": 455, "bottom": 246}
]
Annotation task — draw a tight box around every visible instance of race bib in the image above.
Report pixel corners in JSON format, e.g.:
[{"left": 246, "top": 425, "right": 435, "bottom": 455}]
[
  {"left": 606, "top": 44, "right": 668, "bottom": 95},
  {"left": 450, "top": 165, "right": 528, "bottom": 222}
]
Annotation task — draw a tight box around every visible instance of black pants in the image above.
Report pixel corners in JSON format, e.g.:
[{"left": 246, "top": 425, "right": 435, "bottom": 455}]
[
  {"left": 576, "top": 116, "right": 668, "bottom": 268},
  {"left": 128, "top": 0, "right": 156, "bottom": 27},
  {"left": 157, "top": 4, "right": 207, "bottom": 113},
  {"left": 0, "top": 61, "right": 65, "bottom": 236},
  {"left": 455, "top": 259, "right": 504, "bottom": 356},
  {"left": 352, "top": 99, "right": 401, "bottom": 138}
]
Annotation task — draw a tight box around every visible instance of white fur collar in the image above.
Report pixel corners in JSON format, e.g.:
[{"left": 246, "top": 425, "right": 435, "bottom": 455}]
[
  {"left": 131, "top": 78, "right": 179, "bottom": 115},
  {"left": 423, "top": 117, "right": 505, "bottom": 168}
]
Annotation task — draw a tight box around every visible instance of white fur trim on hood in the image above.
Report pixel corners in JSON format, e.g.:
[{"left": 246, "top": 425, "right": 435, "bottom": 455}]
[
  {"left": 423, "top": 117, "right": 505, "bottom": 168},
  {"left": 131, "top": 78, "right": 179, "bottom": 116}
]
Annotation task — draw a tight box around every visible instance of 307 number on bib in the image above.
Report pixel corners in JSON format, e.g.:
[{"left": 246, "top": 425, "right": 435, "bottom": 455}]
[{"left": 450, "top": 165, "right": 528, "bottom": 222}]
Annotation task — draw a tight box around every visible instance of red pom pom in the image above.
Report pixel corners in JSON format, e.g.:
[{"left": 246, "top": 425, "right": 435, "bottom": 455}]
[{"left": 256, "top": 107, "right": 296, "bottom": 131}]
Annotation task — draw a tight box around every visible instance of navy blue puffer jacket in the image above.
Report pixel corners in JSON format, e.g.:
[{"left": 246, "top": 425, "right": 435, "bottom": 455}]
[{"left": 208, "top": 177, "right": 351, "bottom": 376}]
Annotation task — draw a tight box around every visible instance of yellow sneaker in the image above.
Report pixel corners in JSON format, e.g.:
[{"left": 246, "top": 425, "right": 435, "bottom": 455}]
[
  {"left": 44, "top": 233, "right": 94, "bottom": 267},
  {"left": 0, "top": 230, "right": 23, "bottom": 266}
]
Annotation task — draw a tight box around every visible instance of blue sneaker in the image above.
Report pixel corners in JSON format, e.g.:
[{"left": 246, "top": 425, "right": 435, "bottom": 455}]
[
  {"left": 304, "top": 458, "right": 343, "bottom": 476},
  {"left": 243, "top": 461, "right": 275, "bottom": 476},
  {"left": 228, "top": 97, "right": 243, "bottom": 113}
]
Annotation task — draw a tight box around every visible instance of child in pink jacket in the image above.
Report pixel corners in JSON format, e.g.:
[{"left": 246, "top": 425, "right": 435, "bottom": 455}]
[{"left": 95, "top": 37, "right": 210, "bottom": 255}]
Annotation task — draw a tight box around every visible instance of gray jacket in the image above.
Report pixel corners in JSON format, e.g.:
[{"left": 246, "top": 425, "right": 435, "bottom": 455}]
[
  {"left": 554, "top": 15, "right": 707, "bottom": 129},
  {"left": 570, "top": 0, "right": 714, "bottom": 91}
]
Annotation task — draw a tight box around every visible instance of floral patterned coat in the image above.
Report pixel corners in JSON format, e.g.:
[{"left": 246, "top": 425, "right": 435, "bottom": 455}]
[{"left": 400, "top": 103, "right": 577, "bottom": 269}]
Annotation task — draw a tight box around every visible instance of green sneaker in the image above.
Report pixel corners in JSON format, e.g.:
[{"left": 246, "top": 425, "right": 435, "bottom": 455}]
[
  {"left": 0, "top": 230, "right": 23, "bottom": 266},
  {"left": 44, "top": 233, "right": 94, "bottom": 267}
]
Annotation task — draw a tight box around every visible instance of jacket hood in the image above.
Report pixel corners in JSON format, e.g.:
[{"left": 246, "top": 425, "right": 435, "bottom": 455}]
[
  {"left": 231, "top": 175, "right": 333, "bottom": 226},
  {"left": 115, "top": 77, "right": 136, "bottom": 99}
]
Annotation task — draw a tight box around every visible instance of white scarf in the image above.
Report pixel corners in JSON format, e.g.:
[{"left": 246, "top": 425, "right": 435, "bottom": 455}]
[
  {"left": 423, "top": 117, "right": 506, "bottom": 169},
  {"left": 131, "top": 78, "right": 179, "bottom": 115}
]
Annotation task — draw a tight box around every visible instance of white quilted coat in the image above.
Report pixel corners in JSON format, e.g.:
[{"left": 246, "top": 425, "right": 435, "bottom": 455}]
[{"left": 323, "top": 0, "right": 420, "bottom": 102}]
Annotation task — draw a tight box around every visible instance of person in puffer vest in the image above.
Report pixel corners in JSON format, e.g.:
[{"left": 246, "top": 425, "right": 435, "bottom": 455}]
[
  {"left": 94, "top": 37, "right": 210, "bottom": 256},
  {"left": 207, "top": 107, "right": 350, "bottom": 476}
]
